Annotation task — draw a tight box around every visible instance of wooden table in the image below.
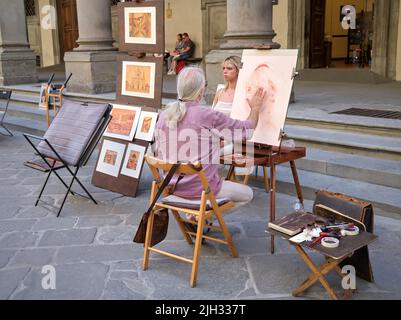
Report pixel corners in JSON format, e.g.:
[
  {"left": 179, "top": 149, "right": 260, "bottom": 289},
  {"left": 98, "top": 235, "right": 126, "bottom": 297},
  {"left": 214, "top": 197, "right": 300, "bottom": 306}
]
[
  {"left": 268, "top": 227, "right": 378, "bottom": 300},
  {"left": 221, "top": 145, "right": 306, "bottom": 254}
]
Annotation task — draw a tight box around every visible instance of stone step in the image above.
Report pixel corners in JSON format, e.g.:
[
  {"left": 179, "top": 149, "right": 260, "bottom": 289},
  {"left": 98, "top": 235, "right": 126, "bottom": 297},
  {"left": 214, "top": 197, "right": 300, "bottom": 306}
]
[
  {"left": 5, "top": 103, "right": 53, "bottom": 123},
  {"left": 286, "top": 116, "right": 401, "bottom": 138},
  {"left": 297, "top": 69, "right": 390, "bottom": 84},
  {"left": 264, "top": 166, "right": 401, "bottom": 218},
  {"left": 283, "top": 148, "right": 401, "bottom": 189},
  {"left": 1, "top": 88, "right": 177, "bottom": 135},
  {"left": 3, "top": 115, "right": 48, "bottom": 136},
  {"left": 285, "top": 125, "right": 401, "bottom": 161}
]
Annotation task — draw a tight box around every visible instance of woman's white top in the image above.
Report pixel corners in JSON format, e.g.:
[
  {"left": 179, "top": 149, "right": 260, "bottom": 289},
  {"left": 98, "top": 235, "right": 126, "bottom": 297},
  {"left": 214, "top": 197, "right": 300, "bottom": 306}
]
[{"left": 213, "top": 100, "right": 232, "bottom": 117}]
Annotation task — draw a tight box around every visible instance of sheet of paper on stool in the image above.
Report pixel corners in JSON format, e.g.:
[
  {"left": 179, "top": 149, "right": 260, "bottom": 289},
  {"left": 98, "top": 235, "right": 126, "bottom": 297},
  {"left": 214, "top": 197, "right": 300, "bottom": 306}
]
[{"left": 290, "top": 227, "right": 322, "bottom": 243}]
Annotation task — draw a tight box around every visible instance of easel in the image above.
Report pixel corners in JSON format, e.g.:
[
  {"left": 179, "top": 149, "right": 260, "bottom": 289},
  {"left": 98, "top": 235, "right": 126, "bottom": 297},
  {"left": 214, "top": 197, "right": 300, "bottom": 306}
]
[
  {"left": 44, "top": 73, "right": 72, "bottom": 127},
  {"left": 222, "top": 138, "right": 306, "bottom": 254},
  {"left": 222, "top": 45, "right": 304, "bottom": 254}
]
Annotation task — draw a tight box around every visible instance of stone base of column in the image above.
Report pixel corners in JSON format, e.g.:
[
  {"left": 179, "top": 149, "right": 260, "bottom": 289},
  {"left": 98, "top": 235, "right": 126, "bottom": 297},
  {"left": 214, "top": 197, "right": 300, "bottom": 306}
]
[
  {"left": 0, "top": 49, "right": 38, "bottom": 86},
  {"left": 205, "top": 49, "right": 243, "bottom": 104},
  {"left": 64, "top": 51, "right": 118, "bottom": 94},
  {"left": 220, "top": 38, "right": 281, "bottom": 50}
]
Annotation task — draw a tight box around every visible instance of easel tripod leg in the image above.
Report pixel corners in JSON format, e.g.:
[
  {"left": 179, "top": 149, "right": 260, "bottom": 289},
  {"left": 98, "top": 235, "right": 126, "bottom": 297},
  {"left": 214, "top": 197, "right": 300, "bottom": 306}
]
[
  {"left": 270, "top": 161, "right": 276, "bottom": 254},
  {"left": 290, "top": 160, "right": 303, "bottom": 205}
]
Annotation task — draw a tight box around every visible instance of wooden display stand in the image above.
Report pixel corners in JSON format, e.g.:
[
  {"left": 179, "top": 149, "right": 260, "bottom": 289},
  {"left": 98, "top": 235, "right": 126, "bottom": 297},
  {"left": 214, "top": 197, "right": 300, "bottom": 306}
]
[
  {"left": 44, "top": 73, "right": 72, "bottom": 127},
  {"left": 91, "top": 0, "right": 164, "bottom": 197}
]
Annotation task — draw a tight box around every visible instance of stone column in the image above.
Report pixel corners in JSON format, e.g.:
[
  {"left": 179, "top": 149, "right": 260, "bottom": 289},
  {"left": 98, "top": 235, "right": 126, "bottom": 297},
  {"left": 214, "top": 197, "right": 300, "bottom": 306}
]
[
  {"left": 221, "top": 0, "right": 280, "bottom": 49},
  {"left": 64, "top": 0, "right": 117, "bottom": 94},
  {"left": 0, "top": 0, "right": 38, "bottom": 85},
  {"left": 205, "top": 0, "right": 280, "bottom": 103}
]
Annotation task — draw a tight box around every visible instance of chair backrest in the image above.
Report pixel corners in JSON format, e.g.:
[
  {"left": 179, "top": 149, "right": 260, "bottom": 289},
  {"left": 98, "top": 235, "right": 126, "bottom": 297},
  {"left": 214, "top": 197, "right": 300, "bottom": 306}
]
[{"left": 145, "top": 155, "right": 212, "bottom": 196}]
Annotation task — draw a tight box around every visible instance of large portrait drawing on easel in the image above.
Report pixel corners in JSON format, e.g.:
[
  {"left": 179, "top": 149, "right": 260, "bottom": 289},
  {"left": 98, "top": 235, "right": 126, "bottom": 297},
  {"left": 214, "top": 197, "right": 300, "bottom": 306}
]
[{"left": 230, "top": 49, "right": 299, "bottom": 147}]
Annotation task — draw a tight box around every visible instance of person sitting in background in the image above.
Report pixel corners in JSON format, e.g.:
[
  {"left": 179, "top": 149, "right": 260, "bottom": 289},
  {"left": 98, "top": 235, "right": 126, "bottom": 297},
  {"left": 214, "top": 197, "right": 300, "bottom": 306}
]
[
  {"left": 167, "top": 33, "right": 184, "bottom": 72},
  {"left": 167, "top": 33, "right": 195, "bottom": 75}
]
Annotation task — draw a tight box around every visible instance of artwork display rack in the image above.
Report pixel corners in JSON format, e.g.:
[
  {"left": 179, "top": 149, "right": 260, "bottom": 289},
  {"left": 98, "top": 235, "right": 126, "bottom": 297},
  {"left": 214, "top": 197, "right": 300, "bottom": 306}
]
[{"left": 92, "top": 0, "right": 164, "bottom": 197}]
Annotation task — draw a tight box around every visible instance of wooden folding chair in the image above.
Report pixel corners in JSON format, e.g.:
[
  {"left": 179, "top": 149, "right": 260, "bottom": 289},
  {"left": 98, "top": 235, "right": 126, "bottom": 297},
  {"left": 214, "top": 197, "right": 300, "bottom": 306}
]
[{"left": 143, "top": 155, "right": 238, "bottom": 287}]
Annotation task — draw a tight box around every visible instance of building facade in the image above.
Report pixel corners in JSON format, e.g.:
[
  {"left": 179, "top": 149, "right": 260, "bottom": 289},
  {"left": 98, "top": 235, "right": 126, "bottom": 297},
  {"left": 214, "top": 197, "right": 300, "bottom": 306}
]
[{"left": 1, "top": 0, "right": 401, "bottom": 91}]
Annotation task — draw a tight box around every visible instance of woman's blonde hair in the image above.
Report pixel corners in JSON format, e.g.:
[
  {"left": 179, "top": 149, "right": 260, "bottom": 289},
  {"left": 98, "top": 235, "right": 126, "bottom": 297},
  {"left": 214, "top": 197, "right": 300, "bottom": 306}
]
[
  {"left": 223, "top": 55, "right": 241, "bottom": 90},
  {"left": 165, "top": 66, "right": 206, "bottom": 129}
]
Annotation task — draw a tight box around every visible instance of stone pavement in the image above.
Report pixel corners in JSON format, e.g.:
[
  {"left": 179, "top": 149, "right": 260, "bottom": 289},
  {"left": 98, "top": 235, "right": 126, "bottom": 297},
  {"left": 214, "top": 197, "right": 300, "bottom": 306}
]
[{"left": 1, "top": 132, "right": 401, "bottom": 300}]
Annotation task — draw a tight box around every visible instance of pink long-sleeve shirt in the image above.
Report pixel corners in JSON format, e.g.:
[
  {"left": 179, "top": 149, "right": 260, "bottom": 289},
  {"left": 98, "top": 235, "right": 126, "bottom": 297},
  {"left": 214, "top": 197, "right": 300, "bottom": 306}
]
[{"left": 155, "top": 101, "right": 253, "bottom": 199}]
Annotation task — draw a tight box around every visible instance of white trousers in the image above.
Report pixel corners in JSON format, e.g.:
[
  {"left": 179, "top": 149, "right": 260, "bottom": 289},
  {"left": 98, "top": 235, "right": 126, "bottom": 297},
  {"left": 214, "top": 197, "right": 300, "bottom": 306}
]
[{"left": 216, "top": 180, "right": 253, "bottom": 203}]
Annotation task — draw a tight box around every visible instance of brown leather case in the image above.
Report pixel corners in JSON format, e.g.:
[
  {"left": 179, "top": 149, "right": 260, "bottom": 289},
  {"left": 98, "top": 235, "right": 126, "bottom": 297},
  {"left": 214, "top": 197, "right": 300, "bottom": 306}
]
[{"left": 313, "top": 190, "right": 375, "bottom": 282}]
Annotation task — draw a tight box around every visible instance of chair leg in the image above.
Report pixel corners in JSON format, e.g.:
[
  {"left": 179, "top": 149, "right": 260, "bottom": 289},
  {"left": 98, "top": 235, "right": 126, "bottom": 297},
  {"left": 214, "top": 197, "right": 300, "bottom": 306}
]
[
  {"left": 242, "top": 174, "right": 250, "bottom": 185},
  {"left": 190, "top": 199, "right": 206, "bottom": 288},
  {"left": 263, "top": 166, "right": 269, "bottom": 193},
  {"left": 172, "top": 210, "right": 193, "bottom": 245},
  {"left": 143, "top": 211, "right": 155, "bottom": 271},
  {"left": 212, "top": 205, "right": 238, "bottom": 258}
]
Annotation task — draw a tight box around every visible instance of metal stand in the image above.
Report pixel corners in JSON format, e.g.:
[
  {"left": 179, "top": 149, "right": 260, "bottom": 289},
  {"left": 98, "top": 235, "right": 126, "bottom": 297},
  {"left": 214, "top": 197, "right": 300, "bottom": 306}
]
[
  {"left": 0, "top": 89, "right": 13, "bottom": 136},
  {"left": 23, "top": 134, "right": 97, "bottom": 217}
]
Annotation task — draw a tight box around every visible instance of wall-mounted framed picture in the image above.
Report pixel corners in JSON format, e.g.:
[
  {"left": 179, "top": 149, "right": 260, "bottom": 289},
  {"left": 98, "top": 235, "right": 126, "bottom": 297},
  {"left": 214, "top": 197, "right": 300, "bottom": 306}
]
[
  {"left": 118, "top": 0, "right": 164, "bottom": 54},
  {"left": 120, "top": 143, "right": 147, "bottom": 179},
  {"left": 103, "top": 104, "right": 142, "bottom": 141},
  {"left": 135, "top": 110, "right": 158, "bottom": 142},
  {"left": 116, "top": 54, "right": 163, "bottom": 109},
  {"left": 95, "top": 139, "right": 126, "bottom": 177}
]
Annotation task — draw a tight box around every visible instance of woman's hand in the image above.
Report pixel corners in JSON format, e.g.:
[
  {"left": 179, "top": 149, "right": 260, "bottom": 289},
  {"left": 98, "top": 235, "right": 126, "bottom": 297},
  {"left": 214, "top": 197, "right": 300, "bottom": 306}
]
[
  {"left": 247, "top": 87, "right": 266, "bottom": 111},
  {"left": 246, "top": 87, "right": 266, "bottom": 129}
]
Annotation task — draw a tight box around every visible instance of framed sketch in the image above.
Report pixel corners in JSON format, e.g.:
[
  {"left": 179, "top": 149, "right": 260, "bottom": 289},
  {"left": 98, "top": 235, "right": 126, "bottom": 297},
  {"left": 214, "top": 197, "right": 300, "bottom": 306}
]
[
  {"left": 38, "top": 84, "right": 48, "bottom": 109},
  {"left": 120, "top": 143, "right": 147, "bottom": 179},
  {"left": 230, "top": 49, "right": 299, "bottom": 147},
  {"left": 135, "top": 111, "right": 158, "bottom": 141},
  {"left": 116, "top": 55, "right": 163, "bottom": 109},
  {"left": 118, "top": 0, "right": 164, "bottom": 53},
  {"left": 95, "top": 139, "right": 126, "bottom": 177},
  {"left": 103, "top": 104, "right": 141, "bottom": 141},
  {"left": 91, "top": 138, "right": 148, "bottom": 197},
  {"left": 122, "top": 60, "right": 155, "bottom": 99}
]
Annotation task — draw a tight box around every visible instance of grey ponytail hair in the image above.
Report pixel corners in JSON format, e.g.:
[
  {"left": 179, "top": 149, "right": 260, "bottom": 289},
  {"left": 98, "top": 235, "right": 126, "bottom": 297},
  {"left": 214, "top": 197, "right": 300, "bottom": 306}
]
[{"left": 165, "top": 66, "right": 206, "bottom": 129}]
